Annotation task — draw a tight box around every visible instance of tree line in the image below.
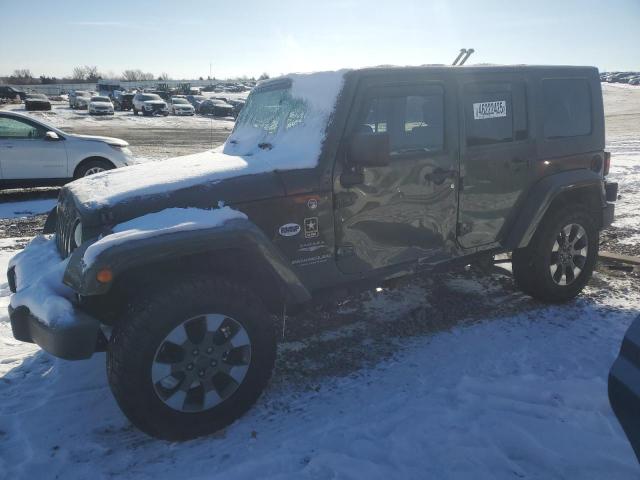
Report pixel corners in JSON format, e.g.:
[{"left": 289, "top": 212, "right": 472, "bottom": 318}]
[{"left": 2, "top": 67, "right": 269, "bottom": 85}]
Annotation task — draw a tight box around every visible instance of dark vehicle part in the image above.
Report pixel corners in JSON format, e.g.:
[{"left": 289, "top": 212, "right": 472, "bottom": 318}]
[
  {"left": 24, "top": 94, "right": 51, "bottom": 111},
  {"left": 107, "top": 275, "right": 276, "bottom": 440},
  {"left": 0, "top": 85, "right": 26, "bottom": 100},
  {"left": 609, "top": 314, "right": 640, "bottom": 463}
]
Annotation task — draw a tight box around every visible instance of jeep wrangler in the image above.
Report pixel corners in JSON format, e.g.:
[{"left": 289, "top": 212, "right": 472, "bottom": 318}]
[{"left": 7, "top": 66, "right": 618, "bottom": 440}]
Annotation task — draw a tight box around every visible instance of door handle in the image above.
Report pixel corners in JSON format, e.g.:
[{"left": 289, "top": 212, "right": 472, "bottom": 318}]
[{"left": 425, "top": 168, "right": 456, "bottom": 185}]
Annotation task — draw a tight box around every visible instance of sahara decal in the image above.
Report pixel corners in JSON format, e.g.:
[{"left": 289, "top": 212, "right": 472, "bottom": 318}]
[{"left": 278, "top": 223, "right": 301, "bottom": 237}]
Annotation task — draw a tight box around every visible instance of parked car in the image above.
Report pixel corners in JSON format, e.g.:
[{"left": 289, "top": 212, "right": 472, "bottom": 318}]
[
  {"left": 169, "top": 97, "right": 195, "bottom": 116},
  {"left": 198, "top": 98, "right": 234, "bottom": 116},
  {"left": 132, "top": 93, "right": 169, "bottom": 116},
  {"left": 0, "top": 85, "right": 26, "bottom": 100},
  {"left": 88, "top": 96, "right": 115, "bottom": 116},
  {"left": 0, "top": 111, "right": 132, "bottom": 187},
  {"left": 228, "top": 98, "right": 246, "bottom": 118},
  {"left": 609, "top": 314, "right": 640, "bottom": 463},
  {"left": 6, "top": 65, "right": 617, "bottom": 440},
  {"left": 186, "top": 94, "right": 207, "bottom": 111},
  {"left": 113, "top": 91, "right": 135, "bottom": 111},
  {"left": 69, "top": 90, "right": 93, "bottom": 109},
  {"left": 24, "top": 93, "right": 51, "bottom": 111}
]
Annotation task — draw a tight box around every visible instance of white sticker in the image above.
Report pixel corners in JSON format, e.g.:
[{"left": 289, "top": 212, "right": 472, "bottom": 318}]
[
  {"left": 278, "top": 223, "right": 301, "bottom": 237},
  {"left": 304, "top": 217, "right": 319, "bottom": 239},
  {"left": 473, "top": 101, "right": 507, "bottom": 120}
]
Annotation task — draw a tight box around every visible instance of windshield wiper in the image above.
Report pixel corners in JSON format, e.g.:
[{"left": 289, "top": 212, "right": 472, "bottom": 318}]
[{"left": 258, "top": 142, "right": 273, "bottom": 150}]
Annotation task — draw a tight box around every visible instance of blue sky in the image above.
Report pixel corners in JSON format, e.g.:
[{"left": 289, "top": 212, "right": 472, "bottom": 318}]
[{"left": 2, "top": 0, "right": 638, "bottom": 79}]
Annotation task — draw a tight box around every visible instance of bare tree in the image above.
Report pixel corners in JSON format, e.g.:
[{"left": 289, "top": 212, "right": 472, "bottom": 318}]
[
  {"left": 258, "top": 72, "right": 270, "bottom": 81},
  {"left": 13, "top": 69, "right": 33, "bottom": 79},
  {"left": 157, "top": 72, "right": 170, "bottom": 81},
  {"left": 140, "top": 71, "right": 155, "bottom": 81},
  {"left": 84, "top": 65, "right": 101, "bottom": 82},
  {"left": 72, "top": 66, "right": 87, "bottom": 80},
  {"left": 121, "top": 69, "right": 141, "bottom": 81}
]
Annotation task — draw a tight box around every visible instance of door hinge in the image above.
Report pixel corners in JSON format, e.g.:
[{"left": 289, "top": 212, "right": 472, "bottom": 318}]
[{"left": 457, "top": 222, "right": 472, "bottom": 236}]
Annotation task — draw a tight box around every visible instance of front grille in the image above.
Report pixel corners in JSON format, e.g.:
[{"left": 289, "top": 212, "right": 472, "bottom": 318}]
[{"left": 55, "top": 192, "right": 79, "bottom": 258}]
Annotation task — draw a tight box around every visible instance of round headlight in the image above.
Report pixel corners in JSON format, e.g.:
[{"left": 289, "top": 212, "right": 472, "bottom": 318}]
[{"left": 73, "top": 221, "right": 83, "bottom": 248}]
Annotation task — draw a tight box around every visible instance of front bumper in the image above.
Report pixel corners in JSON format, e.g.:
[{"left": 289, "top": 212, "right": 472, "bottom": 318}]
[
  {"left": 9, "top": 303, "right": 101, "bottom": 360},
  {"left": 7, "top": 236, "right": 102, "bottom": 360},
  {"left": 90, "top": 110, "right": 114, "bottom": 115}
]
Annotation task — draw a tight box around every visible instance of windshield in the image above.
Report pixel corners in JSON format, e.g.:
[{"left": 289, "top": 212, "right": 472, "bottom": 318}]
[
  {"left": 91, "top": 96, "right": 110, "bottom": 102},
  {"left": 141, "top": 94, "right": 162, "bottom": 101},
  {"left": 77, "top": 91, "right": 91, "bottom": 97},
  {"left": 27, "top": 94, "right": 47, "bottom": 100},
  {"left": 172, "top": 98, "right": 188, "bottom": 104},
  {"left": 233, "top": 84, "right": 306, "bottom": 136}
]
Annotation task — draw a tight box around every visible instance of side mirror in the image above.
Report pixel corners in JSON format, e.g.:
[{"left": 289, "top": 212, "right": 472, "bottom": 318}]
[
  {"left": 348, "top": 132, "right": 390, "bottom": 167},
  {"left": 45, "top": 131, "right": 60, "bottom": 141}
]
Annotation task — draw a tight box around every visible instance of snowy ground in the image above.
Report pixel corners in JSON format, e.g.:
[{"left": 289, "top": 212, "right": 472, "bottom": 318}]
[{"left": 0, "top": 84, "right": 638, "bottom": 479}]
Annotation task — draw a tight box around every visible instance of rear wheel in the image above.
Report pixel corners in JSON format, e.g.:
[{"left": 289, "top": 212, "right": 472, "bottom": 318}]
[
  {"left": 107, "top": 275, "right": 277, "bottom": 440},
  {"left": 512, "top": 205, "right": 598, "bottom": 302}
]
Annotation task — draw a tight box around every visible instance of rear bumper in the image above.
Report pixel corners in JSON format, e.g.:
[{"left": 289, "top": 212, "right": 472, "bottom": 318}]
[
  {"left": 9, "top": 303, "right": 100, "bottom": 360},
  {"left": 602, "top": 182, "right": 618, "bottom": 228}
]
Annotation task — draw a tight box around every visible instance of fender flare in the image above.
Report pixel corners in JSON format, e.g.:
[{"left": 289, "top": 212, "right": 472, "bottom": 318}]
[
  {"left": 63, "top": 218, "right": 311, "bottom": 304},
  {"left": 503, "top": 169, "right": 605, "bottom": 250}
]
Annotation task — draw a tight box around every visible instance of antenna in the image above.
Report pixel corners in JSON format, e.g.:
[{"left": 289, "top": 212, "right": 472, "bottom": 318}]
[
  {"left": 458, "top": 48, "right": 475, "bottom": 66},
  {"left": 452, "top": 49, "right": 466, "bottom": 66}
]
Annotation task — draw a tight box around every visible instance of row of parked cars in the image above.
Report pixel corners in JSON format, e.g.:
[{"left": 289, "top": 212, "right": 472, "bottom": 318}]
[
  {"left": 67, "top": 89, "right": 243, "bottom": 117},
  {"left": 600, "top": 71, "right": 640, "bottom": 85}
]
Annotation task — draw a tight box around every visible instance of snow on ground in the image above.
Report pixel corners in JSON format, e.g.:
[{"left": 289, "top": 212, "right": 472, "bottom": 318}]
[
  {"left": 0, "top": 81, "right": 638, "bottom": 479},
  {"left": 0, "top": 198, "right": 56, "bottom": 219}
]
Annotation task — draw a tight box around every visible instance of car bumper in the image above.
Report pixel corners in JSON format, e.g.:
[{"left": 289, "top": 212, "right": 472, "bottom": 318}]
[
  {"left": 174, "top": 110, "right": 195, "bottom": 115},
  {"left": 7, "top": 237, "right": 101, "bottom": 360},
  {"left": 9, "top": 303, "right": 100, "bottom": 360},
  {"left": 602, "top": 182, "right": 618, "bottom": 228}
]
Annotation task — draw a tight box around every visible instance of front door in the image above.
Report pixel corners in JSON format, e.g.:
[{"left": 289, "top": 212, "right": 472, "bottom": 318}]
[
  {"left": 0, "top": 116, "right": 68, "bottom": 180},
  {"left": 334, "top": 77, "right": 459, "bottom": 274}
]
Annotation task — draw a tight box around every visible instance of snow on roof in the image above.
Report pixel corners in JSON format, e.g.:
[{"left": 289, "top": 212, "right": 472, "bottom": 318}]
[
  {"left": 83, "top": 206, "right": 246, "bottom": 268},
  {"left": 68, "top": 70, "right": 347, "bottom": 209}
]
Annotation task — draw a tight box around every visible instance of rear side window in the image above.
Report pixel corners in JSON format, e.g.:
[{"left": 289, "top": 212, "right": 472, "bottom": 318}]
[
  {"left": 464, "top": 82, "right": 527, "bottom": 147},
  {"left": 360, "top": 88, "right": 444, "bottom": 155},
  {"left": 542, "top": 79, "right": 592, "bottom": 139}
]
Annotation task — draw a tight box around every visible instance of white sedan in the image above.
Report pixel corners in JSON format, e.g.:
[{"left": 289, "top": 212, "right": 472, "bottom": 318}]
[
  {"left": 88, "top": 96, "right": 115, "bottom": 116},
  {"left": 170, "top": 97, "right": 195, "bottom": 116},
  {"left": 0, "top": 111, "right": 133, "bottom": 187}
]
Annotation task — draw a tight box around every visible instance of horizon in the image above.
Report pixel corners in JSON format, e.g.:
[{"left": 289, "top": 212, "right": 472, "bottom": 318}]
[{"left": 1, "top": 0, "right": 639, "bottom": 80}]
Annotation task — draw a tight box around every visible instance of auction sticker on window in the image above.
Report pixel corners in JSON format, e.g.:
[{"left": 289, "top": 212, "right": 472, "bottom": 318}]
[{"left": 473, "top": 101, "right": 507, "bottom": 120}]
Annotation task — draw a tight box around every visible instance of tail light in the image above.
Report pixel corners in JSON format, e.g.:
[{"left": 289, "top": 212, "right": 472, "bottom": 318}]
[{"left": 604, "top": 151, "right": 611, "bottom": 176}]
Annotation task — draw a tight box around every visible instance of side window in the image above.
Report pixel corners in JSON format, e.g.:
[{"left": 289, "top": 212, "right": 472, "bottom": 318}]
[
  {"left": 542, "top": 79, "right": 591, "bottom": 139},
  {"left": 0, "top": 117, "right": 44, "bottom": 139},
  {"left": 359, "top": 88, "right": 444, "bottom": 155},
  {"left": 464, "top": 82, "right": 527, "bottom": 147}
]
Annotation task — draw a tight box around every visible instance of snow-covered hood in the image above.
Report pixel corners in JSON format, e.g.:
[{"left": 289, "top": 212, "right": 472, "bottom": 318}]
[
  {"left": 66, "top": 148, "right": 285, "bottom": 215},
  {"left": 71, "top": 134, "right": 128, "bottom": 147}
]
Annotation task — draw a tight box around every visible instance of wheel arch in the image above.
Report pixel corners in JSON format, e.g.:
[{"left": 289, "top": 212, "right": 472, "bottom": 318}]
[
  {"left": 73, "top": 156, "right": 116, "bottom": 179},
  {"left": 503, "top": 169, "right": 605, "bottom": 250},
  {"left": 65, "top": 219, "right": 311, "bottom": 317}
]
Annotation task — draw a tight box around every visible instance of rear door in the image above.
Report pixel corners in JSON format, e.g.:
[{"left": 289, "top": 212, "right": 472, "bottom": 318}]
[
  {"left": 334, "top": 73, "right": 459, "bottom": 274},
  {"left": 0, "top": 116, "right": 68, "bottom": 179},
  {"left": 457, "top": 75, "right": 534, "bottom": 248}
]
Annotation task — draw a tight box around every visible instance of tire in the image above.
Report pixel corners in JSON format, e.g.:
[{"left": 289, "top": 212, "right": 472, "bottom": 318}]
[
  {"left": 512, "top": 205, "right": 598, "bottom": 302},
  {"left": 106, "top": 275, "right": 277, "bottom": 440},
  {"left": 75, "top": 158, "right": 114, "bottom": 178},
  {"left": 133, "top": 107, "right": 139, "bottom": 115}
]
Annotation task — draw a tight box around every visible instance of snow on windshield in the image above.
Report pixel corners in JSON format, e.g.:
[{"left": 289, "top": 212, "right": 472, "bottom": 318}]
[
  {"left": 223, "top": 70, "right": 347, "bottom": 170},
  {"left": 68, "top": 70, "right": 347, "bottom": 208}
]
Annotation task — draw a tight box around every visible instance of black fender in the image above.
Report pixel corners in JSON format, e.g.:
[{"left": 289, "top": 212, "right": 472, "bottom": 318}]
[
  {"left": 63, "top": 218, "right": 311, "bottom": 305},
  {"left": 503, "top": 169, "right": 606, "bottom": 250}
]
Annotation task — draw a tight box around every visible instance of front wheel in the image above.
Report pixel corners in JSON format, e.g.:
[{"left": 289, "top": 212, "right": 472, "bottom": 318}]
[
  {"left": 133, "top": 107, "right": 138, "bottom": 115},
  {"left": 107, "top": 276, "right": 277, "bottom": 440},
  {"left": 75, "top": 158, "right": 114, "bottom": 178},
  {"left": 512, "top": 205, "right": 598, "bottom": 302}
]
